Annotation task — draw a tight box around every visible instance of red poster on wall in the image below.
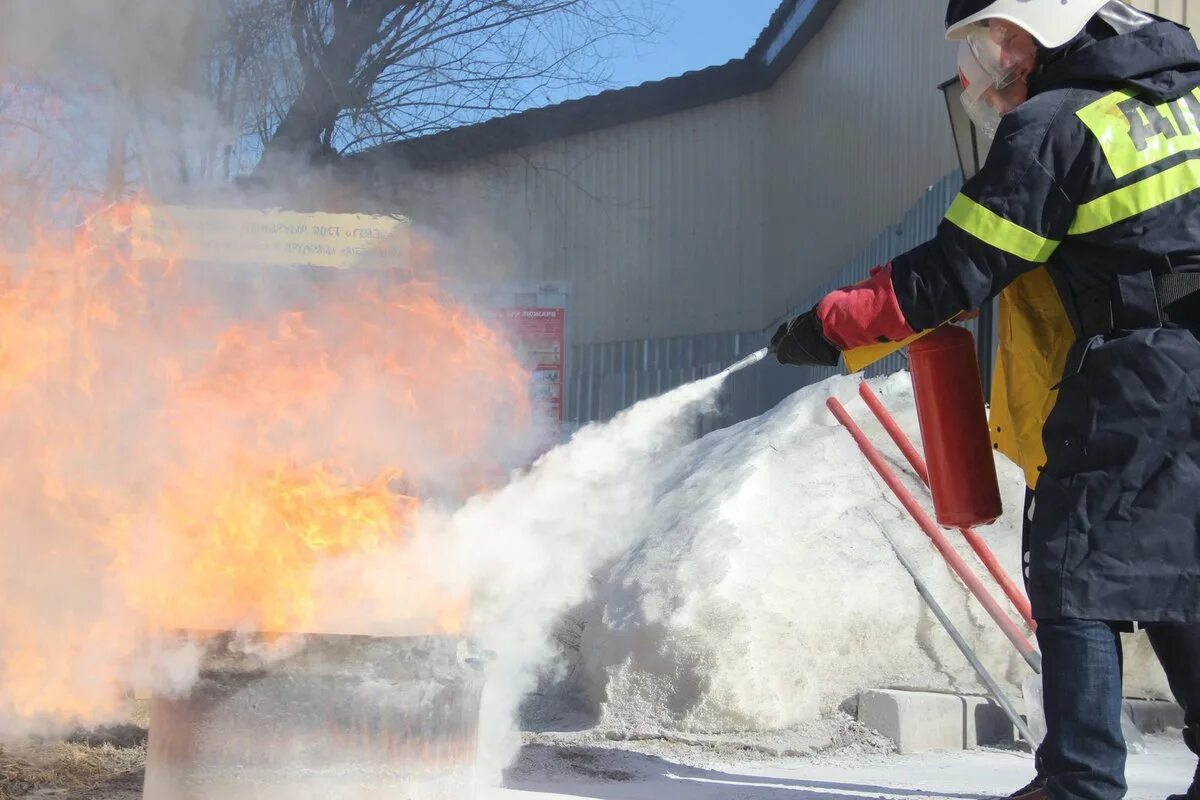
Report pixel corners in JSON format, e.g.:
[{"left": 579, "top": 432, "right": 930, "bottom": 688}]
[{"left": 495, "top": 307, "right": 565, "bottom": 430}]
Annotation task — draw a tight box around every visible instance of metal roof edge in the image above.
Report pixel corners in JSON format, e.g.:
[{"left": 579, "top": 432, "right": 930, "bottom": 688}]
[{"left": 347, "top": 0, "right": 841, "bottom": 170}]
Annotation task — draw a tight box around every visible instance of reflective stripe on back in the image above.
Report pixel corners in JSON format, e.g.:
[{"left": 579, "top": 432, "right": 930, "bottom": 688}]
[
  {"left": 1070, "top": 156, "right": 1200, "bottom": 235},
  {"left": 1076, "top": 88, "right": 1200, "bottom": 179}
]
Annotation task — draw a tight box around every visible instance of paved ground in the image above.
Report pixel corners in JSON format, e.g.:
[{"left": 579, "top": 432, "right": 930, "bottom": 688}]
[
  {"left": 5, "top": 732, "right": 1190, "bottom": 799},
  {"left": 491, "top": 734, "right": 1193, "bottom": 800}
]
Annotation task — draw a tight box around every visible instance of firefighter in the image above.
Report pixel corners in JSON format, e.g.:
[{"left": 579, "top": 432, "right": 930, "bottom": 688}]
[{"left": 773, "top": 2, "right": 1200, "bottom": 798}]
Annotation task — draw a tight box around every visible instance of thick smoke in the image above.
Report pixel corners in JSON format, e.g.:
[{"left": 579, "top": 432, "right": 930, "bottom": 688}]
[
  {"left": 0, "top": 236, "right": 537, "bottom": 728},
  {"left": 0, "top": 5, "right": 746, "bottom": 794},
  {"left": 0, "top": 0, "right": 279, "bottom": 210},
  {"left": 0, "top": 1, "right": 209, "bottom": 82},
  {"left": 316, "top": 369, "right": 740, "bottom": 780}
]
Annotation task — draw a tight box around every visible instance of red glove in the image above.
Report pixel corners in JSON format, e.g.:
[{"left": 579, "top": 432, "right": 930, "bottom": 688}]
[{"left": 815, "top": 263, "right": 915, "bottom": 349}]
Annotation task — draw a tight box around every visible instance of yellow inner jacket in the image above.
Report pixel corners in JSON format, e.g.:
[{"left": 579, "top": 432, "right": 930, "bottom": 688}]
[
  {"left": 842, "top": 265, "right": 1072, "bottom": 490},
  {"left": 988, "top": 267, "right": 1074, "bottom": 489}
]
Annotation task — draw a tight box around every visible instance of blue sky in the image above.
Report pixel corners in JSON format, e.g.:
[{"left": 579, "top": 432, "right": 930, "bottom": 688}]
[
  {"left": 607, "top": 0, "right": 783, "bottom": 88},
  {"left": 536, "top": 0, "right": 783, "bottom": 106}
]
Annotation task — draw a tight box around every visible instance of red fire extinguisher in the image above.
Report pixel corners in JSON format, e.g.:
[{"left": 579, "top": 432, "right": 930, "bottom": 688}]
[{"left": 906, "top": 325, "right": 1002, "bottom": 528}]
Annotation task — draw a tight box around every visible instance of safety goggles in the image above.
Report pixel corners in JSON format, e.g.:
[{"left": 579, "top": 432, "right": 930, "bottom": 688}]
[{"left": 956, "top": 21, "right": 1036, "bottom": 137}]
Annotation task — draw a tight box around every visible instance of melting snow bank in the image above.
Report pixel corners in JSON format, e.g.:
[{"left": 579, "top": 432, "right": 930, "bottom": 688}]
[
  {"left": 449, "top": 361, "right": 747, "bottom": 778},
  {"left": 560, "top": 372, "right": 1170, "bottom": 737},
  {"left": 435, "top": 367, "right": 1171, "bottom": 783}
]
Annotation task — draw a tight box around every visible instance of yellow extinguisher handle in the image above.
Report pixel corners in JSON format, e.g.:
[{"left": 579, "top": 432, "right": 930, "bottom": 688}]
[
  {"left": 841, "top": 310, "right": 980, "bottom": 373},
  {"left": 843, "top": 330, "right": 932, "bottom": 373}
]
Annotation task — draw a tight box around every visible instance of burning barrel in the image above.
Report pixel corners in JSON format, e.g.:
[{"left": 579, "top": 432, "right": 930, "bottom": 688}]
[{"left": 143, "top": 632, "right": 484, "bottom": 800}]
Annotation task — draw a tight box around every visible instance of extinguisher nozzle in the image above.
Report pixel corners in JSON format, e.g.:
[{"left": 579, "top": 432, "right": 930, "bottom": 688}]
[{"left": 721, "top": 347, "right": 769, "bottom": 377}]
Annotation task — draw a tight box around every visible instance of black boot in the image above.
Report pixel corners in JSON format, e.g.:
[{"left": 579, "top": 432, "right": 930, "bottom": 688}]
[
  {"left": 1009, "top": 775, "right": 1046, "bottom": 800},
  {"left": 1144, "top": 625, "right": 1200, "bottom": 800}
]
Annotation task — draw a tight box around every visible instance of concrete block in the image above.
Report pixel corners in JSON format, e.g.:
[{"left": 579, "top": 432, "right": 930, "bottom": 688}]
[
  {"left": 962, "top": 695, "right": 1018, "bottom": 748},
  {"left": 1125, "top": 698, "right": 1185, "bottom": 734},
  {"left": 860, "top": 689, "right": 1179, "bottom": 755},
  {"left": 858, "top": 689, "right": 965, "bottom": 754}
]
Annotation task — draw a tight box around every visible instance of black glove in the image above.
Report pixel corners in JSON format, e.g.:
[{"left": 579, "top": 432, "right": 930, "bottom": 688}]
[{"left": 770, "top": 310, "right": 841, "bottom": 367}]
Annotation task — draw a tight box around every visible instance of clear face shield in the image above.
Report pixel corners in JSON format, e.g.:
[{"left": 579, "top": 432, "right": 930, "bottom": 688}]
[{"left": 956, "top": 20, "right": 1037, "bottom": 137}]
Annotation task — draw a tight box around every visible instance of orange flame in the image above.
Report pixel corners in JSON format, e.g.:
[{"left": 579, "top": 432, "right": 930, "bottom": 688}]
[{"left": 0, "top": 202, "right": 532, "bottom": 725}]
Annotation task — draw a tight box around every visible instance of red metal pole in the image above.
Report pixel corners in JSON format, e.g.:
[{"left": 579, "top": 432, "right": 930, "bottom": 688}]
[
  {"left": 858, "top": 382, "right": 930, "bottom": 485},
  {"left": 827, "top": 396, "right": 1041, "bottom": 673},
  {"left": 856, "top": 382, "right": 1036, "bottom": 631}
]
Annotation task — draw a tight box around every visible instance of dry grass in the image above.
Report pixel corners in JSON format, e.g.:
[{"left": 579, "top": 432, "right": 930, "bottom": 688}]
[{"left": 0, "top": 740, "right": 145, "bottom": 800}]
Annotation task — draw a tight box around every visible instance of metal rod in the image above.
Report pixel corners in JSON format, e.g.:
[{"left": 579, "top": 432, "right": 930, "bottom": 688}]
[
  {"left": 827, "top": 396, "right": 1042, "bottom": 674},
  {"left": 866, "top": 511, "right": 1038, "bottom": 750},
  {"left": 857, "top": 381, "right": 1035, "bottom": 631}
]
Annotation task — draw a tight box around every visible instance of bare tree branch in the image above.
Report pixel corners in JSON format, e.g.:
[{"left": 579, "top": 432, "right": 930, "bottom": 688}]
[
  {"left": 0, "top": 0, "right": 659, "bottom": 196},
  {"left": 247, "top": 0, "right": 660, "bottom": 172}
]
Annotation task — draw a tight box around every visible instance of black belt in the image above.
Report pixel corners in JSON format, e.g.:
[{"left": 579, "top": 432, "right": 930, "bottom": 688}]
[{"left": 1075, "top": 271, "right": 1200, "bottom": 338}]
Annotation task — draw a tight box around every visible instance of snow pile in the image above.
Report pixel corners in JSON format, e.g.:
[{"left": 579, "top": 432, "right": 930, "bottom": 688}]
[
  {"left": 571, "top": 372, "right": 1170, "bottom": 735},
  {"left": 411, "top": 361, "right": 742, "bottom": 778}
]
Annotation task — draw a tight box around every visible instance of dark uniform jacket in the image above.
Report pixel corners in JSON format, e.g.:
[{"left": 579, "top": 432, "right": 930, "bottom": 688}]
[{"left": 889, "top": 20, "right": 1200, "bottom": 622}]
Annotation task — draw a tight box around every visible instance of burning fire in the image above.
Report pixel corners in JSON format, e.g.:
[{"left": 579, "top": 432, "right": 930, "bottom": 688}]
[{"left": 0, "top": 203, "right": 532, "bottom": 724}]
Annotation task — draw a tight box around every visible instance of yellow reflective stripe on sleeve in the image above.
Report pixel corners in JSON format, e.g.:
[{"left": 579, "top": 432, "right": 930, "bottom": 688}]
[
  {"left": 1069, "top": 157, "right": 1200, "bottom": 235},
  {"left": 944, "top": 193, "right": 1061, "bottom": 262}
]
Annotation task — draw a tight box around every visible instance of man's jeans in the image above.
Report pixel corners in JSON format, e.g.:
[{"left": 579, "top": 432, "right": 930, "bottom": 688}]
[{"left": 1037, "top": 618, "right": 1200, "bottom": 800}]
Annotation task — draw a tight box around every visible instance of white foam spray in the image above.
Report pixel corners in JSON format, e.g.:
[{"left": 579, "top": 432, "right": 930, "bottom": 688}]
[{"left": 322, "top": 348, "right": 770, "bottom": 783}]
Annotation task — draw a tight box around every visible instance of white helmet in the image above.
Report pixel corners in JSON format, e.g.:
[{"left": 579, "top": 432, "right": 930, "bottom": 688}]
[
  {"left": 954, "top": 14, "right": 1040, "bottom": 136},
  {"left": 948, "top": 1, "right": 1155, "bottom": 135},
  {"left": 945, "top": 0, "right": 1110, "bottom": 48}
]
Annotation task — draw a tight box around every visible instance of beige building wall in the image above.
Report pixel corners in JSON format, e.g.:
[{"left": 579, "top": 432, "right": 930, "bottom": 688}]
[
  {"left": 406, "top": 94, "right": 767, "bottom": 345},
  {"left": 762, "top": 0, "right": 956, "bottom": 322},
  {"left": 1131, "top": 0, "right": 1197, "bottom": 25}
]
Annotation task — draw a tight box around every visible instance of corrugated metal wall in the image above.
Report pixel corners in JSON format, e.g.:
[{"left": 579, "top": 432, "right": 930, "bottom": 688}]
[
  {"left": 772, "top": 172, "right": 968, "bottom": 376},
  {"left": 566, "top": 330, "right": 762, "bottom": 428},
  {"left": 563, "top": 173, "right": 967, "bottom": 432},
  {"left": 404, "top": 93, "right": 768, "bottom": 346}
]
